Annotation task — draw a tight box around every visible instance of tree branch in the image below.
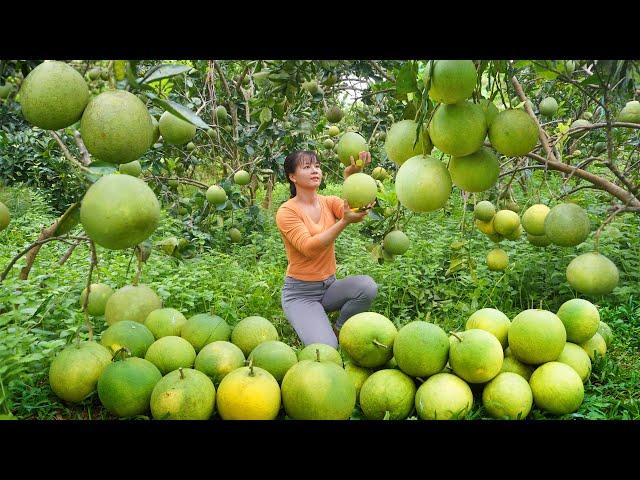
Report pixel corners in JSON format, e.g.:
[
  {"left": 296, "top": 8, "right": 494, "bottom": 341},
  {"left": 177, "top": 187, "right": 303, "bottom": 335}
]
[
  {"left": 73, "top": 130, "right": 91, "bottom": 166},
  {"left": 50, "top": 131, "right": 91, "bottom": 173},
  {"left": 369, "top": 61, "right": 395, "bottom": 82}
]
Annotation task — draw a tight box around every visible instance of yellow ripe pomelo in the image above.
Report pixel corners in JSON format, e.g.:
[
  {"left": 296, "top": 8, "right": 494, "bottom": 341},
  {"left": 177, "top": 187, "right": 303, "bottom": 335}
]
[
  {"left": 482, "top": 372, "right": 533, "bottom": 420},
  {"left": 414, "top": 373, "right": 473, "bottom": 420},
  {"left": 508, "top": 309, "right": 567, "bottom": 365},
  {"left": 522, "top": 204, "right": 550, "bottom": 236},
  {"left": 465, "top": 308, "right": 511, "bottom": 349},
  {"left": 216, "top": 365, "right": 281, "bottom": 420},
  {"left": 556, "top": 342, "right": 592, "bottom": 383},
  {"left": 529, "top": 362, "right": 584, "bottom": 415}
]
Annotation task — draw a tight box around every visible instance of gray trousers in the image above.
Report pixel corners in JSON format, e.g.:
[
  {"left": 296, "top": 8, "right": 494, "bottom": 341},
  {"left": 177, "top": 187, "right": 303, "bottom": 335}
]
[{"left": 281, "top": 274, "right": 378, "bottom": 349}]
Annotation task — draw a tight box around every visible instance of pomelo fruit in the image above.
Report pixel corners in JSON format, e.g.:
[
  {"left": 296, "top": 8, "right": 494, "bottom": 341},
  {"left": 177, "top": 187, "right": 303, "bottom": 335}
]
[
  {"left": 248, "top": 340, "right": 298, "bottom": 383},
  {"left": 504, "top": 225, "right": 523, "bottom": 241},
  {"left": 371, "top": 166, "right": 388, "bottom": 181},
  {"left": 521, "top": 204, "right": 550, "bottom": 236},
  {"left": 80, "top": 174, "right": 160, "bottom": 250},
  {"left": 556, "top": 342, "right": 592, "bottom": 382},
  {"left": 539, "top": 97, "right": 558, "bottom": 117},
  {"left": 556, "top": 298, "right": 600, "bottom": 344},
  {"left": 0, "top": 202, "right": 10, "bottom": 231},
  {"left": 566, "top": 252, "right": 619, "bottom": 296},
  {"left": 414, "top": 372, "right": 473, "bottom": 420},
  {"left": 231, "top": 316, "right": 279, "bottom": 356},
  {"left": 500, "top": 355, "right": 534, "bottom": 381},
  {"left": 159, "top": 111, "right": 196, "bottom": 145},
  {"left": 344, "top": 361, "right": 373, "bottom": 402},
  {"left": 384, "top": 120, "right": 433, "bottom": 165},
  {"left": 336, "top": 132, "right": 368, "bottom": 166},
  {"left": 49, "top": 341, "right": 112, "bottom": 403},
  {"left": 144, "top": 308, "right": 187, "bottom": 339},
  {"left": 383, "top": 230, "right": 410, "bottom": 255},
  {"left": 544, "top": 203, "right": 590, "bottom": 247},
  {"left": 234, "top": 170, "right": 251, "bottom": 185},
  {"left": 479, "top": 98, "right": 499, "bottom": 126},
  {"left": 342, "top": 172, "right": 377, "bottom": 209},
  {"left": 493, "top": 210, "right": 520, "bottom": 236},
  {"left": 323, "top": 138, "right": 334, "bottom": 150},
  {"left": 100, "top": 320, "right": 155, "bottom": 358},
  {"left": 216, "top": 364, "right": 281, "bottom": 420},
  {"left": 508, "top": 309, "right": 567, "bottom": 365},
  {"left": 570, "top": 119, "right": 592, "bottom": 130},
  {"left": 338, "top": 312, "right": 397, "bottom": 368},
  {"left": 482, "top": 372, "right": 533, "bottom": 420},
  {"left": 97, "top": 357, "right": 162, "bottom": 417},
  {"left": 281, "top": 358, "right": 356, "bottom": 420},
  {"left": 448, "top": 147, "right": 500, "bottom": 192},
  {"left": 326, "top": 105, "right": 344, "bottom": 123},
  {"left": 19, "top": 61, "right": 90, "bottom": 130},
  {"left": 80, "top": 90, "right": 153, "bottom": 164},
  {"left": 393, "top": 321, "right": 449, "bottom": 378},
  {"left": 144, "top": 336, "right": 196, "bottom": 375},
  {"left": 395, "top": 155, "right": 452, "bottom": 213},
  {"left": 489, "top": 109, "right": 538, "bottom": 157},
  {"left": 297, "top": 343, "right": 343, "bottom": 366},
  {"left": 617, "top": 100, "right": 640, "bottom": 123},
  {"left": 359, "top": 369, "right": 416, "bottom": 420},
  {"left": 229, "top": 228, "right": 242, "bottom": 243},
  {"left": 206, "top": 185, "right": 227, "bottom": 205},
  {"left": 150, "top": 367, "right": 215, "bottom": 420},
  {"left": 449, "top": 329, "right": 504, "bottom": 384},
  {"left": 194, "top": 341, "right": 245, "bottom": 384},
  {"left": 119, "top": 160, "right": 142, "bottom": 177},
  {"left": 529, "top": 362, "right": 584, "bottom": 415},
  {"left": 150, "top": 116, "right": 160, "bottom": 145},
  {"left": 429, "top": 102, "right": 487, "bottom": 157},
  {"left": 527, "top": 233, "right": 552, "bottom": 247},
  {"left": 597, "top": 321, "right": 613, "bottom": 348},
  {"left": 328, "top": 125, "right": 340, "bottom": 137},
  {"left": 104, "top": 284, "right": 162, "bottom": 326},
  {"left": 465, "top": 308, "right": 511, "bottom": 349},
  {"left": 474, "top": 201, "right": 496, "bottom": 222},
  {"left": 0, "top": 83, "right": 14, "bottom": 99},
  {"left": 216, "top": 105, "right": 228, "bottom": 122},
  {"left": 186, "top": 142, "right": 196, "bottom": 151},
  {"left": 487, "top": 248, "right": 508, "bottom": 271},
  {"left": 427, "top": 60, "right": 477, "bottom": 104},
  {"left": 80, "top": 283, "right": 114, "bottom": 316},
  {"left": 579, "top": 333, "right": 607, "bottom": 361},
  {"left": 181, "top": 313, "right": 231, "bottom": 352}
]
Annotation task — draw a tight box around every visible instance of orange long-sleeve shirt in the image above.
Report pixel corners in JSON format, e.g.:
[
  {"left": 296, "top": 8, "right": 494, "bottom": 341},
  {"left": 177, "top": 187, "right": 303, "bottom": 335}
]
[{"left": 275, "top": 195, "right": 345, "bottom": 281}]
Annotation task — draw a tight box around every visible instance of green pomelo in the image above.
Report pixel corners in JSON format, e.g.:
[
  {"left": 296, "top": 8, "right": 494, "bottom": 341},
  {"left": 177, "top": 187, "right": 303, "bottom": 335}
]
[
  {"left": 216, "top": 366, "right": 281, "bottom": 420},
  {"left": 206, "top": 185, "right": 227, "bottom": 206},
  {"left": 474, "top": 201, "right": 496, "bottom": 222},
  {"left": 186, "top": 142, "right": 196, "bottom": 151},
  {"left": 248, "top": 340, "right": 298, "bottom": 383},
  {"left": 150, "top": 116, "right": 160, "bottom": 145},
  {"left": 393, "top": 321, "right": 449, "bottom": 378},
  {"left": 336, "top": 132, "right": 369, "bottom": 166},
  {"left": 297, "top": 343, "right": 343, "bottom": 366},
  {"left": 529, "top": 362, "right": 584, "bottom": 415},
  {"left": 80, "top": 174, "right": 160, "bottom": 250},
  {"left": 544, "top": 203, "right": 590, "bottom": 247},
  {"left": 281, "top": 359, "right": 356, "bottom": 420},
  {"left": 487, "top": 248, "right": 508, "bottom": 271},
  {"left": 323, "top": 138, "right": 334, "bottom": 150},
  {"left": 344, "top": 362, "right": 373, "bottom": 402},
  {"left": 49, "top": 341, "right": 112, "bottom": 403},
  {"left": 579, "top": 333, "right": 607, "bottom": 361},
  {"left": 234, "top": 170, "right": 251, "bottom": 185},
  {"left": 159, "top": 111, "right": 196, "bottom": 145},
  {"left": 395, "top": 155, "right": 452, "bottom": 213},
  {"left": 508, "top": 309, "right": 567, "bottom": 365},
  {"left": 119, "top": 160, "right": 142, "bottom": 177},
  {"left": 489, "top": 109, "right": 538, "bottom": 157},
  {"left": 0, "top": 84, "right": 14, "bottom": 99},
  {"left": 97, "top": 357, "right": 162, "bottom": 417},
  {"left": 479, "top": 99, "right": 499, "bottom": 126},
  {"left": 527, "top": 233, "right": 552, "bottom": 247},
  {"left": 371, "top": 166, "right": 388, "bottom": 181},
  {"left": 100, "top": 320, "right": 155, "bottom": 358},
  {"left": 465, "top": 308, "right": 511, "bottom": 349},
  {"left": 482, "top": 372, "right": 533, "bottom": 420},
  {"left": 181, "top": 313, "right": 231, "bottom": 352},
  {"left": 342, "top": 172, "right": 377, "bottom": 209},
  {"left": 328, "top": 125, "right": 340, "bottom": 137},
  {"left": 359, "top": 369, "right": 416, "bottom": 420},
  {"left": 19, "top": 61, "right": 90, "bottom": 130},
  {"left": 522, "top": 204, "right": 550, "bottom": 236},
  {"left": 427, "top": 60, "right": 477, "bottom": 104},
  {"left": 475, "top": 218, "right": 496, "bottom": 236},
  {"left": 384, "top": 120, "right": 433, "bottom": 165},
  {"left": 571, "top": 119, "right": 592, "bottom": 130},
  {"left": 429, "top": 102, "right": 487, "bottom": 156},
  {"left": 104, "top": 284, "right": 162, "bottom": 326},
  {"left": 80, "top": 283, "right": 114, "bottom": 316},
  {"left": 597, "top": 321, "right": 613, "bottom": 348},
  {"left": 504, "top": 225, "right": 523, "bottom": 241},
  {"left": 0, "top": 202, "right": 10, "bottom": 231},
  {"left": 617, "top": 100, "right": 640, "bottom": 123},
  {"left": 566, "top": 252, "right": 619, "bottom": 296},
  {"left": 383, "top": 230, "right": 410, "bottom": 255},
  {"left": 539, "top": 97, "right": 558, "bottom": 117},
  {"left": 231, "top": 316, "right": 279, "bottom": 356},
  {"left": 326, "top": 105, "right": 344, "bottom": 123},
  {"left": 144, "top": 308, "right": 187, "bottom": 339},
  {"left": 414, "top": 373, "right": 473, "bottom": 420},
  {"left": 194, "top": 341, "right": 245, "bottom": 384},
  {"left": 80, "top": 90, "right": 153, "bottom": 164},
  {"left": 556, "top": 343, "right": 592, "bottom": 383},
  {"left": 493, "top": 210, "right": 521, "bottom": 236},
  {"left": 338, "top": 312, "right": 397, "bottom": 368},
  {"left": 216, "top": 105, "right": 228, "bottom": 122},
  {"left": 556, "top": 298, "right": 600, "bottom": 344},
  {"left": 229, "top": 228, "right": 242, "bottom": 243},
  {"left": 144, "top": 336, "right": 197, "bottom": 375},
  {"left": 150, "top": 368, "right": 215, "bottom": 420},
  {"left": 449, "top": 147, "right": 500, "bottom": 192},
  {"left": 500, "top": 355, "right": 534, "bottom": 381},
  {"left": 449, "top": 329, "right": 504, "bottom": 384}
]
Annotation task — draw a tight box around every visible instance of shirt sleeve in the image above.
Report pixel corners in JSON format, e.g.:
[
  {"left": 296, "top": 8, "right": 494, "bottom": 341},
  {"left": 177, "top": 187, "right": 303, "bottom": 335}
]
[
  {"left": 276, "top": 206, "right": 324, "bottom": 259},
  {"left": 328, "top": 196, "right": 345, "bottom": 220}
]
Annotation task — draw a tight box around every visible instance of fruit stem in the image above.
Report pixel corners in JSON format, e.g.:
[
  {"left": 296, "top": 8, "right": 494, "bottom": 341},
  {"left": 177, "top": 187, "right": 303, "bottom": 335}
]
[
  {"left": 372, "top": 339, "right": 388, "bottom": 349},
  {"left": 111, "top": 347, "right": 131, "bottom": 361},
  {"left": 450, "top": 332, "right": 463, "bottom": 342},
  {"left": 248, "top": 358, "right": 255, "bottom": 376},
  {"left": 316, "top": 348, "right": 321, "bottom": 362},
  {"left": 179, "top": 367, "right": 184, "bottom": 379}
]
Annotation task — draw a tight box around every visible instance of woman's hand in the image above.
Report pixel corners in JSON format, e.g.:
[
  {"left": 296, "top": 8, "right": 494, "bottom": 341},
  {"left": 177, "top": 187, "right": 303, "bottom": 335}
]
[
  {"left": 342, "top": 199, "right": 374, "bottom": 224},
  {"left": 344, "top": 151, "right": 372, "bottom": 179}
]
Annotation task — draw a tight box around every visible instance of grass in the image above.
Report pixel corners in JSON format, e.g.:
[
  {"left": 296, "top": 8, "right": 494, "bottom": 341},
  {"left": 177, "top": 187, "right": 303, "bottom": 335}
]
[{"left": 0, "top": 176, "right": 639, "bottom": 420}]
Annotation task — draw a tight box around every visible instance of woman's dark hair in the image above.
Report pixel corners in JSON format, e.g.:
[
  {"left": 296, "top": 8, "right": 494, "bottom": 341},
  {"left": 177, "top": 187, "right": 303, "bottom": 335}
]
[{"left": 283, "top": 150, "right": 320, "bottom": 198}]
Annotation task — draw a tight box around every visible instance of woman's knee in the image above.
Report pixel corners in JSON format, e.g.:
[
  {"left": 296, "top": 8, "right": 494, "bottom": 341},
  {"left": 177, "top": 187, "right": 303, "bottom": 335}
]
[{"left": 358, "top": 275, "right": 378, "bottom": 300}]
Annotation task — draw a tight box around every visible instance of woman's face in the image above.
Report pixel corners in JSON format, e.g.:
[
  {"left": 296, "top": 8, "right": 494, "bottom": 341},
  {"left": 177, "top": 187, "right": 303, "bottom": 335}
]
[{"left": 290, "top": 156, "right": 322, "bottom": 190}]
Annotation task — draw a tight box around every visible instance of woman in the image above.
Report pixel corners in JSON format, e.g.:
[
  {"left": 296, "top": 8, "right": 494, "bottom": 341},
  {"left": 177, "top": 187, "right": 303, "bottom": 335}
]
[{"left": 275, "top": 150, "right": 378, "bottom": 349}]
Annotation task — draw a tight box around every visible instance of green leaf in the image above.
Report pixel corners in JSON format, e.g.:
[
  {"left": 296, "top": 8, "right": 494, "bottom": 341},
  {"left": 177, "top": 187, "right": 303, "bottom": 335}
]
[
  {"left": 395, "top": 62, "right": 418, "bottom": 99},
  {"left": 145, "top": 93, "right": 209, "bottom": 129},
  {"left": 87, "top": 161, "right": 117, "bottom": 176},
  {"left": 513, "top": 60, "right": 532, "bottom": 69},
  {"left": 142, "top": 64, "right": 191, "bottom": 84},
  {"left": 259, "top": 107, "right": 272, "bottom": 124}
]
